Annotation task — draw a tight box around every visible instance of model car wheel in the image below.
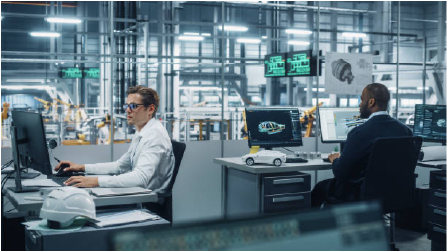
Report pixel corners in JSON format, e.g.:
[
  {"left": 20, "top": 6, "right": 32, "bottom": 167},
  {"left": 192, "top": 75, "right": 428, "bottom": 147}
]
[
  {"left": 246, "top": 158, "right": 254, "bottom": 166},
  {"left": 273, "top": 158, "right": 282, "bottom": 167}
]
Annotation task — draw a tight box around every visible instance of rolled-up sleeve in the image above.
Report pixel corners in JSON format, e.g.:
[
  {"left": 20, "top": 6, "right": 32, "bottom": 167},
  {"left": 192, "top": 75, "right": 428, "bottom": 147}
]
[{"left": 95, "top": 140, "right": 164, "bottom": 188}]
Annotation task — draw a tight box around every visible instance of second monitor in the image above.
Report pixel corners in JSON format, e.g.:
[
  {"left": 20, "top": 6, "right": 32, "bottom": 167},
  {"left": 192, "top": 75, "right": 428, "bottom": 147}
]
[
  {"left": 319, "top": 107, "right": 365, "bottom": 143},
  {"left": 245, "top": 108, "right": 303, "bottom": 149}
]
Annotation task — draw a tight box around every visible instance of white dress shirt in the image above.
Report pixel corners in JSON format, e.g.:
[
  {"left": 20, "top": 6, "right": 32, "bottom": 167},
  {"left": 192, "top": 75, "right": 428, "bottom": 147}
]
[
  {"left": 84, "top": 118, "right": 175, "bottom": 196},
  {"left": 367, "top": 111, "right": 389, "bottom": 121}
]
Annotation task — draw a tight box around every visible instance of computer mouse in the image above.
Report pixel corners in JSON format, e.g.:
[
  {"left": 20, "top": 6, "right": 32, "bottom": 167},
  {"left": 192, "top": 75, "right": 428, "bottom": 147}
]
[{"left": 56, "top": 164, "right": 74, "bottom": 177}]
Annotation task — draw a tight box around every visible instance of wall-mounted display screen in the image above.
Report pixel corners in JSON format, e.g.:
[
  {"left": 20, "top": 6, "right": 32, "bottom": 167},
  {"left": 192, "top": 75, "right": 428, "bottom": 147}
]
[
  {"left": 60, "top": 68, "right": 83, "bottom": 79},
  {"left": 286, "top": 50, "right": 313, "bottom": 76},
  {"left": 264, "top": 53, "right": 286, "bottom": 77},
  {"left": 83, "top": 68, "right": 100, "bottom": 79},
  {"left": 59, "top": 67, "right": 100, "bottom": 79}
]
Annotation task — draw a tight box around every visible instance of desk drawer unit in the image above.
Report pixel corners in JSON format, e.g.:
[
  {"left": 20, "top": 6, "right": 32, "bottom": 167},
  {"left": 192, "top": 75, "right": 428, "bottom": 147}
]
[
  {"left": 263, "top": 172, "right": 311, "bottom": 195},
  {"left": 428, "top": 205, "right": 446, "bottom": 227},
  {"left": 264, "top": 192, "right": 311, "bottom": 213},
  {"left": 429, "top": 189, "right": 446, "bottom": 208},
  {"left": 430, "top": 170, "right": 446, "bottom": 191},
  {"left": 427, "top": 222, "right": 446, "bottom": 243}
]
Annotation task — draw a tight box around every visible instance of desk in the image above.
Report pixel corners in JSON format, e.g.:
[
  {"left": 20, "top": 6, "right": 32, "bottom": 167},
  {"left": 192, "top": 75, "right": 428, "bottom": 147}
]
[
  {"left": 25, "top": 215, "right": 170, "bottom": 250},
  {"left": 214, "top": 157, "right": 332, "bottom": 219},
  {"left": 2, "top": 173, "right": 158, "bottom": 213},
  {"left": 417, "top": 160, "right": 446, "bottom": 169}
]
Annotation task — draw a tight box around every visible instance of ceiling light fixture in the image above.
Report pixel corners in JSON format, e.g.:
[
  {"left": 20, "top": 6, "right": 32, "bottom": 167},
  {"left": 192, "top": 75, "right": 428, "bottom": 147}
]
[
  {"left": 201, "top": 33, "right": 211, "bottom": 37},
  {"left": 287, "top": 40, "right": 310, "bottom": 46},
  {"left": 218, "top": 25, "right": 248, "bottom": 32},
  {"left": 342, "top": 32, "right": 367, "bottom": 38},
  {"left": 46, "top": 17, "right": 82, "bottom": 24},
  {"left": 30, "top": 32, "right": 60, "bottom": 37},
  {"left": 285, "top": 29, "right": 312, "bottom": 35},
  {"left": 236, "top": 38, "right": 261, "bottom": 44},
  {"left": 179, "top": 35, "right": 204, "bottom": 41},
  {"left": 183, "top": 32, "right": 200, "bottom": 36}
]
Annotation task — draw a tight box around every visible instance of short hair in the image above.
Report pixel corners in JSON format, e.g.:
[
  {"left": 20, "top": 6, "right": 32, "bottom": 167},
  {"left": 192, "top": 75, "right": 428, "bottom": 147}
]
[
  {"left": 364, "top": 83, "right": 390, "bottom": 111},
  {"left": 127, "top": 85, "right": 159, "bottom": 114}
]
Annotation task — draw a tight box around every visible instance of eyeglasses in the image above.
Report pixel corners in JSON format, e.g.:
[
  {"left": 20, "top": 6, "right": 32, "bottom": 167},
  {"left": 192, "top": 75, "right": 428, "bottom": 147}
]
[{"left": 123, "top": 103, "right": 145, "bottom": 111}]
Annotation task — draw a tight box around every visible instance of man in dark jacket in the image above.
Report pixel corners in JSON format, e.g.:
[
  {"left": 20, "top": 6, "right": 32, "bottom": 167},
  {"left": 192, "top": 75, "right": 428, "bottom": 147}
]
[{"left": 311, "top": 83, "right": 413, "bottom": 207}]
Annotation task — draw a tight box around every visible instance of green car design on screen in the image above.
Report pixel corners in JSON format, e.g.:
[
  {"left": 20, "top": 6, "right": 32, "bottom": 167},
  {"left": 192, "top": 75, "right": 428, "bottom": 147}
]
[{"left": 258, "top": 121, "right": 285, "bottom": 134}]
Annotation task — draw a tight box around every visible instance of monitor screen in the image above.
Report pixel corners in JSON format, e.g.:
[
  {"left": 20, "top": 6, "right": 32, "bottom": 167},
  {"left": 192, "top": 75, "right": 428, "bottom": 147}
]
[
  {"left": 286, "top": 50, "right": 314, "bottom": 77},
  {"left": 319, "top": 107, "right": 365, "bottom": 143},
  {"left": 413, "top": 104, "right": 446, "bottom": 142},
  {"left": 264, "top": 53, "right": 286, "bottom": 77},
  {"left": 245, "top": 108, "right": 302, "bottom": 148},
  {"left": 11, "top": 111, "right": 53, "bottom": 176}
]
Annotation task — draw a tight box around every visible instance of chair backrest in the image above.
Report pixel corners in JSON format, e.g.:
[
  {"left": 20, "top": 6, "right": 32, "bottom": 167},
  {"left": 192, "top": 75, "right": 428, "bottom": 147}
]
[
  {"left": 161, "top": 140, "right": 186, "bottom": 223},
  {"left": 361, "top": 136, "right": 422, "bottom": 213},
  {"left": 169, "top": 140, "right": 187, "bottom": 193}
]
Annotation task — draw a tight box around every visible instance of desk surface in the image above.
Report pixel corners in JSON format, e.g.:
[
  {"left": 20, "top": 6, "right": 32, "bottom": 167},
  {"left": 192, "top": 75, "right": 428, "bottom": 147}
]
[
  {"left": 2, "top": 173, "right": 158, "bottom": 212},
  {"left": 214, "top": 157, "right": 332, "bottom": 174},
  {"left": 417, "top": 160, "right": 446, "bottom": 169}
]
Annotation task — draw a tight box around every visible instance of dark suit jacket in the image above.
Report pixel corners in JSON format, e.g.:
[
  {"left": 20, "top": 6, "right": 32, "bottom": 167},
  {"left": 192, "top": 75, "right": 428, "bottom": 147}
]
[{"left": 329, "top": 114, "right": 412, "bottom": 202}]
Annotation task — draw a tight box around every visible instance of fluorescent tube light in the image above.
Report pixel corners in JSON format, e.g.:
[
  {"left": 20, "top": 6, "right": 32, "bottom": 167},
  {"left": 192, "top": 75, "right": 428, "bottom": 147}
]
[
  {"left": 285, "top": 29, "right": 312, "bottom": 35},
  {"left": 30, "top": 32, "right": 60, "bottom": 37},
  {"left": 179, "top": 36, "right": 204, "bottom": 41},
  {"left": 417, "top": 87, "right": 429, "bottom": 90},
  {"left": 218, "top": 25, "right": 248, "bottom": 32},
  {"left": 201, "top": 33, "right": 211, "bottom": 37},
  {"left": 46, "top": 17, "right": 82, "bottom": 24},
  {"left": 262, "top": 36, "right": 267, "bottom": 39},
  {"left": 1, "top": 85, "right": 56, "bottom": 90},
  {"left": 184, "top": 32, "right": 200, "bottom": 36},
  {"left": 304, "top": 88, "right": 325, "bottom": 92},
  {"left": 287, "top": 40, "right": 310, "bottom": 46},
  {"left": 179, "top": 86, "right": 228, "bottom": 91},
  {"left": 236, "top": 38, "right": 261, "bottom": 44},
  {"left": 6, "top": 79, "right": 45, "bottom": 83},
  {"left": 342, "top": 32, "right": 367, "bottom": 38}
]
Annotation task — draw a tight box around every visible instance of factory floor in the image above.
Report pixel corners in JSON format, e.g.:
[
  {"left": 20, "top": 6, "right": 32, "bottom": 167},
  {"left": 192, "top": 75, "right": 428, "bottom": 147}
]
[{"left": 395, "top": 227, "right": 431, "bottom": 251}]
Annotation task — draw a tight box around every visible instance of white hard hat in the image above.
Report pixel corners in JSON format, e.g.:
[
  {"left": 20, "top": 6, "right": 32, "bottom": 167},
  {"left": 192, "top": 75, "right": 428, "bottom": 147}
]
[{"left": 40, "top": 187, "right": 97, "bottom": 228}]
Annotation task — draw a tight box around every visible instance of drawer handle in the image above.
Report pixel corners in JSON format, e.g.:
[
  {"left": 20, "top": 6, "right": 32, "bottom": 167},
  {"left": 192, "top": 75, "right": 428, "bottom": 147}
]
[
  {"left": 434, "top": 192, "right": 446, "bottom": 199},
  {"left": 433, "top": 226, "right": 446, "bottom": 235},
  {"left": 435, "top": 176, "right": 446, "bottom": 181},
  {"left": 434, "top": 209, "right": 446, "bottom": 216},
  {"left": 273, "top": 178, "right": 304, "bottom": 185},
  {"left": 273, "top": 195, "right": 304, "bottom": 203}
]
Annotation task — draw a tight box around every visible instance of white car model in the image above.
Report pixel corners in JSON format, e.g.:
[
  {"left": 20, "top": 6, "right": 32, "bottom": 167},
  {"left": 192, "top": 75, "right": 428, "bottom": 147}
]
[{"left": 242, "top": 150, "right": 287, "bottom": 167}]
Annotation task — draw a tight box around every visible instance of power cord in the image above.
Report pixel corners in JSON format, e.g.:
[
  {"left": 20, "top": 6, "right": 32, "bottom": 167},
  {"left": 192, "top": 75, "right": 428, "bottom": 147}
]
[
  {"left": 1, "top": 160, "right": 13, "bottom": 170},
  {"left": 1, "top": 173, "right": 12, "bottom": 191},
  {"left": 281, "top": 147, "right": 294, "bottom": 153}
]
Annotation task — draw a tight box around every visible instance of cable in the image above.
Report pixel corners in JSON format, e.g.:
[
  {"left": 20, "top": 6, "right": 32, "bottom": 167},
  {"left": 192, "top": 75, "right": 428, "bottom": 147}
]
[
  {"left": 1, "top": 160, "right": 13, "bottom": 170},
  {"left": 281, "top": 147, "right": 294, "bottom": 153},
  {"left": 1, "top": 173, "right": 12, "bottom": 191}
]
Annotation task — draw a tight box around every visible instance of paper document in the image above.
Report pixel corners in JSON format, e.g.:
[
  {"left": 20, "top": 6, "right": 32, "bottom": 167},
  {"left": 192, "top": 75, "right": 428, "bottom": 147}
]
[
  {"left": 22, "top": 179, "right": 61, "bottom": 187},
  {"left": 93, "top": 209, "right": 159, "bottom": 227},
  {"left": 90, "top": 187, "right": 152, "bottom": 197},
  {"left": 23, "top": 219, "right": 86, "bottom": 232}
]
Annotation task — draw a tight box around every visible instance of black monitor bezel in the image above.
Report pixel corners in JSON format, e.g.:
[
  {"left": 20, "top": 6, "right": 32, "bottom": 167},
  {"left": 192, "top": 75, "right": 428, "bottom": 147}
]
[
  {"left": 413, "top": 104, "right": 446, "bottom": 144},
  {"left": 245, "top": 107, "right": 303, "bottom": 149},
  {"left": 10, "top": 111, "right": 53, "bottom": 176},
  {"left": 318, "top": 107, "right": 361, "bottom": 144}
]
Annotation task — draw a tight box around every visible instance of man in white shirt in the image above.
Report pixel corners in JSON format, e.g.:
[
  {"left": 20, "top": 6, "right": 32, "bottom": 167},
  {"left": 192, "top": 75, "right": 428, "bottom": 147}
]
[{"left": 55, "top": 86, "right": 175, "bottom": 197}]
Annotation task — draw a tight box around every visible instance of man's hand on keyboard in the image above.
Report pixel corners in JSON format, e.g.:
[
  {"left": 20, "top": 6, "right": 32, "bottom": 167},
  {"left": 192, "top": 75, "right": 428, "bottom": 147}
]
[
  {"left": 64, "top": 176, "right": 99, "bottom": 188},
  {"left": 54, "top": 161, "right": 85, "bottom": 172}
]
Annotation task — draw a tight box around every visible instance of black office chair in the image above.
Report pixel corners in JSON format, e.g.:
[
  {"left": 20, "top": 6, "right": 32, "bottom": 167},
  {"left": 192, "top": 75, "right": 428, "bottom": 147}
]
[
  {"left": 361, "top": 136, "right": 422, "bottom": 250},
  {"left": 159, "top": 140, "right": 186, "bottom": 223}
]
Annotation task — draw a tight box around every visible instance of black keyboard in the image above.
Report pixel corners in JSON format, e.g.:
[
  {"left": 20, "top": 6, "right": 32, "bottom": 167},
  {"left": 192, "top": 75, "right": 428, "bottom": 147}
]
[
  {"left": 322, "top": 158, "right": 331, "bottom": 163},
  {"left": 51, "top": 176, "right": 69, "bottom": 186},
  {"left": 286, "top": 157, "right": 308, "bottom": 163}
]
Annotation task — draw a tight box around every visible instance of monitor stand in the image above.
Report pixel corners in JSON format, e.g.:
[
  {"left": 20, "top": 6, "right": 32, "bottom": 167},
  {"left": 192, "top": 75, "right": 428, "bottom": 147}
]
[
  {"left": 8, "top": 186, "right": 40, "bottom": 193},
  {"left": 7, "top": 172, "right": 40, "bottom": 179}
]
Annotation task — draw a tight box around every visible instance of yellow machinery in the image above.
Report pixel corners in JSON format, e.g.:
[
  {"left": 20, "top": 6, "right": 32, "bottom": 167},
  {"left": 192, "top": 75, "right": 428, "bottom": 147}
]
[
  {"left": 300, "top": 102, "right": 323, "bottom": 137},
  {"left": 1, "top": 102, "right": 10, "bottom": 139},
  {"left": 97, "top": 114, "right": 129, "bottom": 144},
  {"left": 34, "top": 97, "right": 57, "bottom": 122},
  {"left": 53, "top": 98, "right": 78, "bottom": 123}
]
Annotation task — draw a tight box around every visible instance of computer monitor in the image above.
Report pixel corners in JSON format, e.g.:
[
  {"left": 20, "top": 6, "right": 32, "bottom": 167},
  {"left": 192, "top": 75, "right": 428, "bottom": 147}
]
[
  {"left": 319, "top": 107, "right": 365, "bottom": 143},
  {"left": 245, "top": 108, "right": 302, "bottom": 149},
  {"left": 109, "top": 201, "right": 388, "bottom": 251},
  {"left": 413, "top": 104, "right": 446, "bottom": 143},
  {"left": 9, "top": 111, "right": 53, "bottom": 192}
]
